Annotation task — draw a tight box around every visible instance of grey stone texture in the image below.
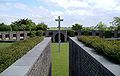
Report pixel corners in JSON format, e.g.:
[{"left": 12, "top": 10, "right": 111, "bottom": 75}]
[
  {"left": 0, "top": 31, "right": 30, "bottom": 41},
  {"left": 69, "top": 37, "right": 120, "bottom": 76},
  {"left": 1, "top": 32, "right": 5, "bottom": 40},
  {"left": 23, "top": 31, "right": 27, "bottom": 40},
  {"left": 114, "top": 31, "right": 118, "bottom": 38},
  {"left": 16, "top": 31, "right": 20, "bottom": 41},
  {"left": 9, "top": 31, "right": 13, "bottom": 40},
  {"left": 0, "top": 37, "right": 51, "bottom": 76},
  {"left": 45, "top": 30, "right": 67, "bottom": 42},
  {"left": 45, "top": 30, "right": 120, "bottom": 42},
  {"left": 75, "top": 30, "right": 81, "bottom": 36}
]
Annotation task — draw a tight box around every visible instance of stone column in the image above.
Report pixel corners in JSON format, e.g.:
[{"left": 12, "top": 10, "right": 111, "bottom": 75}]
[
  {"left": 9, "top": 32, "right": 13, "bottom": 40},
  {"left": 114, "top": 31, "right": 118, "bottom": 38},
  {"left": 23, "top": 31, "right": 27, "bottom": 40},
  {"left": 53, "top": 35, "right": 55, "bottom": 42},
  {"left": 78, "top": 30, "right": 81, "bottom": 36},
  {"left": 16, "top": 31, "right": 20, "bottom": 41},
  {"left": 45, "top": 31, "right": 49, "bottom": 37},
  {"left": 2, "top": 32, "right": 5, "bottom": 40},
  {"left": 92, "top": 30, "right": 96, "bottom": 36},
  {"left": 65, "top": 33, "right": 67, "bottom": 42}
]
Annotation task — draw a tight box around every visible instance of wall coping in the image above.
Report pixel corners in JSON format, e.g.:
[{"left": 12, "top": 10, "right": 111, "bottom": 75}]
[
  {"left": 0, "top": 37, "right": 51, "bottom": 76},
  {"left": 70, "top": 37, "right": 120, "bottom": 76}
]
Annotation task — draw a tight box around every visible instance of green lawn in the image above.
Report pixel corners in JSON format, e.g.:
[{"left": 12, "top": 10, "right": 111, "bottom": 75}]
[
  {"left": 48, "top": 27, "right": 69, "bottom": 30},
  {"left": 0, "top": 42, "right": 13, "bottom": 49},
  {"left": 51, "top": 43, "right": 69, "bottom": 76}
]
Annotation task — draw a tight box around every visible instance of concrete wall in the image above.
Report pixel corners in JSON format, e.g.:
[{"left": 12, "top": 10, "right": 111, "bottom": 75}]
[
  {"left": 0, "top": 37, "right": 51, "bottom": 76},
  {"left": 0, "top": 31, "right": 30, "bottom": 41},
  {"left": 69, "top": 37, "right": 120, "bottom": 76},
  {"left": 45, "top": 30, "right": 67, "bottom": 42}
]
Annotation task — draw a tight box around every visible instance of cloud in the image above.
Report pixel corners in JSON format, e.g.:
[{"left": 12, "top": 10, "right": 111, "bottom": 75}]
[
  {"left": 14, "top": 3, "right": 28, "bottom": 10},
  {"left": 38, "top": 0, "right": 118, "bottom": 10},
  {"left": 38, "top": 0, "right": 90, "bottom": 9},
  {"left": 1, "top": 0, "right": 120, "bottom": 27},
  {"left": 0, "top": 2, "right": 54, "bottom": 24},
  {"left": 66, "top": 9, "right": 94, "bottom": 16}
]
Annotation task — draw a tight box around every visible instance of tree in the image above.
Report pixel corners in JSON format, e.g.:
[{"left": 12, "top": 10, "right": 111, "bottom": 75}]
[
  {"left": 95, "top": 22, "right": 107, "bottom": 31},
  {"left": 111, "top": 17, "right": 120, "bottom": 30},
  {"left": 36, "top": 23, "right": 48, "bottom": 31},
  {"left": 107, "top": 26, "right": 116, "bottom": 31},
  {"left": 10, "top": 18, "right": 36, "bottom": 31},
  {"left": 82, "top": 26, "right": 94, "bottom": 31},
  {"left": 0, "top": 23, "right": 11, "bottom": 31},
  {"left": 72, "top": 24, "right": 82, "bottom": 30}
]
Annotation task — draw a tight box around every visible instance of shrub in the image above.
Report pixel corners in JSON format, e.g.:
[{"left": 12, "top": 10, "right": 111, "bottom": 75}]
[
  {"left": 67, "top": 30, "right": 75, "bottom": 37},
  {"left": 30, "top": 31, "right": 36, "bottom": 37},
  {"left": 83, "top": 31, "right": 89, "bottom": 36},
  {"left": 78, "top": 36, "right": 120, "bottom": 63},
  {"left": 0, "top": 37, "right": 44, "bottom": 73},
  {"left": 104, "top": 31, "right": 112, "bottom": 38},
  {"left": 36, "top": 30, "right": 43, "bottom": 36}
]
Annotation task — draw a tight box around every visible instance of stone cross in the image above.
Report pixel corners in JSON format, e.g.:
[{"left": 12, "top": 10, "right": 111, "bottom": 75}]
[{"left": 55, "top": 16, "right": 63, "bottom": 53}]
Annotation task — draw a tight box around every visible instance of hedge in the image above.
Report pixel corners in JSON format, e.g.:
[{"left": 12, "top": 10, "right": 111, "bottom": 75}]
[
  {"left": 78, "top": 36, "right": 120, "bottom": 63},
  {"left": 36, "top": 30, "right": 43, "bottom": 36},
  {"left": 104, "top": 31, "right": 113, "bottom": 38},
  {"left": 67, "top": 30, "right": 75, "bottom": 37},
  {"left": 0, "top": 36, "right": 44, "bottom": 73}
]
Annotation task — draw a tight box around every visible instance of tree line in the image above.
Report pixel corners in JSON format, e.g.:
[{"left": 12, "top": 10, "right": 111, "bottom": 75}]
[
  {"left": 0, "top": 18, "right": 48, "bottom": 31},
  {"left": 1, "top": 17, "right": 120, "bottom": 32},
  {"left": 71, "top": 17, "right": 120, "bottom": 31}
]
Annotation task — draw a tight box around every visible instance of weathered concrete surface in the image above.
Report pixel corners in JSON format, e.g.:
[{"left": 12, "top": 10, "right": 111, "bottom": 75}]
[
  {"left": 45, "top": 30, "right": 67, "bottom": 42},
  {"left": 0, "top": 31, "right": 30, "bottom": 41},
  {"left": 0, "top": 37, "right": 51, "bottom": 76},
  {"left": 69, "top": 37, "right": 120, "bottom": 76}
]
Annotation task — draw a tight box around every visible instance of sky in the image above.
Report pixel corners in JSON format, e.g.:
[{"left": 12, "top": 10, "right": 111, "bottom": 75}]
[{"left": 0, "top": 0, "right": 120, "bottom": 27}]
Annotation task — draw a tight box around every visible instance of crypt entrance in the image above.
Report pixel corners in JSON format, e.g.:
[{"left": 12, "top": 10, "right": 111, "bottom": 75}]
[{"left": 55, "top": 33, "right": 65, "bottom": 42}]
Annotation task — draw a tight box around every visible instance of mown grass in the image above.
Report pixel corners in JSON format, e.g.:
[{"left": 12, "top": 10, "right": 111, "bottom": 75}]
[
  {"left": 0, "top": 42, "right": 13, "bottom": 49},
  {"left": 48, "top": 27, "right": 68, "bottom": 30},
  {"left": 51, "top": 43, "right": 69, "bottom": 76}
]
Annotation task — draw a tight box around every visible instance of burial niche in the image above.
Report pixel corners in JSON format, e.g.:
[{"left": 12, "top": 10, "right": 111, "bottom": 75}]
[{"left": 55, "top": 33, "right": 65, "bottom": 42}]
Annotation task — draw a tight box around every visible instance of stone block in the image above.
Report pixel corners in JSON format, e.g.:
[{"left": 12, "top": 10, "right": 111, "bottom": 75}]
[{"left": 16, "top": 31, "right": 20, "bottom": 41}]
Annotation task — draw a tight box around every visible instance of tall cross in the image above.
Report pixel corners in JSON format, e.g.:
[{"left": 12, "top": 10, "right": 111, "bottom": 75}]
[{"left": 55, "top": 16, "right": 63, "bottom": 53}]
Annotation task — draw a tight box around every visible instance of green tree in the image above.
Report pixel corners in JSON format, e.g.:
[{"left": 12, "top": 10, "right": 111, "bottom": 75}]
[
  {"left": 67, "top": 30, "right": 75, "bottom": 37},
  {"left": 111, "top": 17, "right": 120, "bottom": 30},
  {"left": 72, "top": 24, "right": 82, "bottom": 30},
  {"left": 107, "top": 26, "right": 116, "bottom": 31},
  {"left": 95, "top": 22, "right": 107, "bottom": 31},
  {"left": 82, "top": 26, "right": 94, "bottom": 31},
  {"left": 36, "top": 23, "right": 48, "bottom": 31},
  {"left": 10, "top": 18, "right": 36, "bottom": 31},
  {"left": 0, "top": 23, "right": 11, "bottom": 31}
]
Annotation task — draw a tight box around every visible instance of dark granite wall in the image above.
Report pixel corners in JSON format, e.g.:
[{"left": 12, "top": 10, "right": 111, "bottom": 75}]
[{"left": 69, "top": 37, "right": 117, "bottom": 76}]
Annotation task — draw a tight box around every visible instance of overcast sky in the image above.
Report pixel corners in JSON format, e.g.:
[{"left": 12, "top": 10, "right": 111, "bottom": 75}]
[{"left": 0, "top": 0, "right": 120, "bottom": 27}]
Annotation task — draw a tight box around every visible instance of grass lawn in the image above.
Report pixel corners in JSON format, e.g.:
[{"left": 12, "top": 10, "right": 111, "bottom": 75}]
[
  {"left": 0, "top": 42, "right": 13, "bottom": 49},
  {"left": 48, "top": 27, "right": 69, "bottom": 30},
  {"left": 51, "top": 43, "right": 69, "bottom": 76}
]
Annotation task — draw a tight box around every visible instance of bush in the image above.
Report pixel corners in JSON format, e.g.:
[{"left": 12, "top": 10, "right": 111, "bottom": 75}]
[
  {"left": 36, "top": 30, "right": 43, "bottom": 36},
  {"left": 83, "top": 31, "right": 89, "bottom": 36},
  {"left": 67, "top": 30, "right": 75, "bottom": 37},
  {"left": 30, "top": 31, "right": 36, "bottom": 37},
  {"left": 0, "top": 37, "right": 44, "bottom": 73},
  {"left": 104, "top": 31, "right": 112, "bottom": 38},
  {"left": 78, "top": 36, "right": 120, "bottom": 63}
]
